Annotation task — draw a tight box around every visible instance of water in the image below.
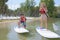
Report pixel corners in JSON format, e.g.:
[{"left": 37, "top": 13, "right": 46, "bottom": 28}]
[
  {"left": 53, "top": 22, "right": 60, "bottom": 35},
  {"left": 0, "top": 19, "right": 60, "bottom": 40}
]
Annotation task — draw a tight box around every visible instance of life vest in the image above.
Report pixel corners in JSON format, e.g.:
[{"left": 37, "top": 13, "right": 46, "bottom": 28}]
[
  {"left": 21, "top": 16, "right": 26, "bottom": 21},
  {"left": 39, "top": 8, "right": 45, "bottom": 14}
]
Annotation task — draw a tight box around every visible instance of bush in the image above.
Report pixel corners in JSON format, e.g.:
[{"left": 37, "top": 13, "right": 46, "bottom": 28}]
[{"left": 56, "top": 14, "right": 60, "bottom": 18}]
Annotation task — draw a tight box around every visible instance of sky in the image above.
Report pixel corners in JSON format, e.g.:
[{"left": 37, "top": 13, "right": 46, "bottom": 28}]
[{"left": 6, "top": 0, "right": 60, "bottom": 10}]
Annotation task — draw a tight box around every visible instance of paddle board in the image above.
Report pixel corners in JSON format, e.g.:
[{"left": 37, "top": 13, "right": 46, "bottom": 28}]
[
  {"left": 36, "top": 27, "right": 60, "bottom": 38},
  {"left": 14, "top": 26, "right": 29, "bottom": 33}
]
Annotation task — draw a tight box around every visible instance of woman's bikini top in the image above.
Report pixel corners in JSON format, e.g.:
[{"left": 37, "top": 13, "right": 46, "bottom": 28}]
[{"left": 39, "top": 8, "right": 46, "bottom": 14}]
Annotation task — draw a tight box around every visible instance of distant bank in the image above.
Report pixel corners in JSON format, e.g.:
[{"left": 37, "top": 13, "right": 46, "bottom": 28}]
[{"left": 0, "top": 17, "right": 35, "bottom": 20}]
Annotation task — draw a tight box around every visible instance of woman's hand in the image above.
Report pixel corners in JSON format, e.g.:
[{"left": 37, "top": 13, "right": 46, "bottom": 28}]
[{"left": 45, "top": 13, "right": 50, "bottom": 18}]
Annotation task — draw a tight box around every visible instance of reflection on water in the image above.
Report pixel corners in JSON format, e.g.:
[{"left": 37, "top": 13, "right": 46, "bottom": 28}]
[
  {"left": 53, "top": 22, "right": 60, "bottom": 35},
  {"left": 54, "top": 29, "right": 60, "bottom": 35},
  {"left": 7, "top": 22, "right": 42, "bottom": 40},
  {"left": 0, "top": 23, "right": 9, "bottom": 40},
  {"left": 0, "top": 19, "right": 60, "bottom": 40},
  {"left": 7, "top": 23, "right": 20, "bottom": 40}
]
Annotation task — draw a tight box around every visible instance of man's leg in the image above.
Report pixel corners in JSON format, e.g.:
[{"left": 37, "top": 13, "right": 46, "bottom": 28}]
[
  {"left": 23, "top": 22, "right": 26, "bottom": 28},
  {"left": 18, "top": 22, "right": 20, "bottom": 28}
]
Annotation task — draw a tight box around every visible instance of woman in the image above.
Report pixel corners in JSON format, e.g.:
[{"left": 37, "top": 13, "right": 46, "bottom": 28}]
[{"left": 39, "top": 2, "right": 49, "bottom": 29}]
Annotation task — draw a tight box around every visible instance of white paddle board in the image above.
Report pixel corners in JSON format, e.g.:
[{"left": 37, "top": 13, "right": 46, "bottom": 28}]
[
  {"left": 14, "top": 27, "right": 29, "bottom": 33},
  {"left": 36, "top": 27, "right": 60, "bottom": 38}
]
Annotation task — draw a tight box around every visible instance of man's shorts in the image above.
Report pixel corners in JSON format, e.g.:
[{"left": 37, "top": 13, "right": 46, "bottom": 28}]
[{"left": 21, "top": 21, "right": 26, "bottom": 27}]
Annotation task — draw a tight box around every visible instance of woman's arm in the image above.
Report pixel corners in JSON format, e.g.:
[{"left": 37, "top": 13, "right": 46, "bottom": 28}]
[
  {"left": 45, "top": 8, "right": 49, "bottom": 17},
  {"left": 46, "top": 13, "right": 49, "bottom": 17}
]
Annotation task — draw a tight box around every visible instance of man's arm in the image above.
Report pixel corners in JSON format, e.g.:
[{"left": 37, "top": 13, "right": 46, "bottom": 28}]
[{"left": 18, "top": 17, "right": 21, "bottom": 25}]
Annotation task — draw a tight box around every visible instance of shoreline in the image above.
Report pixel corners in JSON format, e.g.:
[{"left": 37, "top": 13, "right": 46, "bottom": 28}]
[{"left": 0, "top": 20, "right": 18, "bottom": 23}]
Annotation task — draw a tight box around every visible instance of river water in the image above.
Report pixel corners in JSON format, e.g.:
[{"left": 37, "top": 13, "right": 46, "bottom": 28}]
[{"left": 0, "top": 19, "right": 60, "bottom": 40}]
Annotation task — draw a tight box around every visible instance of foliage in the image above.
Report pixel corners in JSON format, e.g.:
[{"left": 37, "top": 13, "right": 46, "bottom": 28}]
[
  {"left": 0, "top": 0, "right": 58, "bottom": 17},
  {"left": 20, "top": 0, "right": 37, "bottom": 17},
  {"left": 0, "top": 0, "right": 8, "bottom": 14}
]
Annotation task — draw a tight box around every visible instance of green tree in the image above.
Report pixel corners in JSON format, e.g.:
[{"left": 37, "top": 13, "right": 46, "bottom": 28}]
[
  {"left": 56, "top": 6, "right": 60, "bottom": 18},
  {"left": 20, "top": 0, "right": 31, "bottom": 16},
  {"left": 57, "top": 6, "right": 60, "bottom": 14},
  {"left": 29, "top": 0, "right": 36, "bottom": 17},
  {"left": 20, "top": 0, "right": 36, "bottom": 17},
  {"left": 15, "top": 0, "right": 39, "bottom": 17},
  {"left": 14, "top": 8, "right": 21, "bottom": 16},
  {"left": 0, "top": 0, "right": 8, "bottom": 15},
  {"left": 31, "top": 6, "right": 39, "bottom": 17}
]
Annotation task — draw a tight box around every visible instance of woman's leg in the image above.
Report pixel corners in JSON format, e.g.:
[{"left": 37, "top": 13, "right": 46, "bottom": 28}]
[
  {"left": 40, "top": 16, "right": 43, "bottom": 28},
  {"left": 43, "top": 15, "right": 48, "bottom": 29},
  {"left": 45, "top": 19, "right": 48, "bottom": 29}
]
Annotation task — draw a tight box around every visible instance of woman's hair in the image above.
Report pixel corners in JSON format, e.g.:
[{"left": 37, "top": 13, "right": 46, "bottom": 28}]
[
  {"left": 39, "top": 2, "right": 48, "bottom": 13},
  {"left": 40, "top": 2, "right": 46, "bottom": 8}
]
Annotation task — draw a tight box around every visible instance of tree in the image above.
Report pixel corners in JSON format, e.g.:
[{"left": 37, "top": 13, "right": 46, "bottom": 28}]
[
  {"left": 0, "top": 0, "right": 8, "bottom": 15},
  {"left": 56, "top": 6, "right": 60, "bottom": 18},
  {"left": 20, "top": 0, "right": 31, "bottom": 16},
  {"left": 14, "top": 0, "right": 39, "bottom": 17},
  {"left": 29, "top": 0, "right": 36, "bottom": 17},
  {"left": 32, "top": 6, "right": 39, "bottom": 17},
  {"left": 20, "top": 0, "right": 36, "bottom": 17},
  {"left": 57, "top": 6, "right": 60, "bottom": 14}
]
